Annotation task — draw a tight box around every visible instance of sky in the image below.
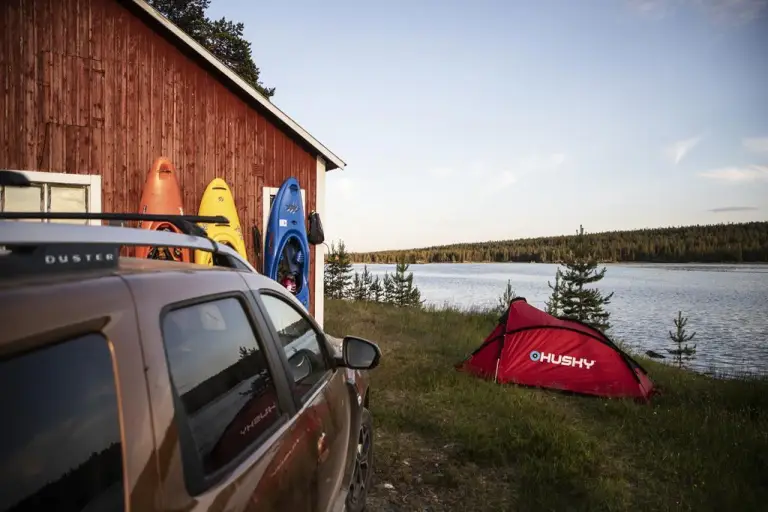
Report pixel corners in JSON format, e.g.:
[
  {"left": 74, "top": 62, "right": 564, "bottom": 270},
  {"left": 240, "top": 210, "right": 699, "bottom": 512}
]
[{"left": 207, "top": 0, "right": 768, "bottom": 252}]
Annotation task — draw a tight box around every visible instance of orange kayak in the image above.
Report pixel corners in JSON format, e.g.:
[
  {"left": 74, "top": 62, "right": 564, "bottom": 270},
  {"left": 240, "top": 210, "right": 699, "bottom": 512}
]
[{"left": 134, "top": 157, "right": 191, "bottom": 262}]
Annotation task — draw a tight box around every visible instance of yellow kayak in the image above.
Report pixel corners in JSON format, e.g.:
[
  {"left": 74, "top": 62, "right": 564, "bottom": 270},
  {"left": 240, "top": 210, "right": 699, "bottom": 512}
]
[{"left": 195, "top": 178, "right": 248, "bottom": 265}]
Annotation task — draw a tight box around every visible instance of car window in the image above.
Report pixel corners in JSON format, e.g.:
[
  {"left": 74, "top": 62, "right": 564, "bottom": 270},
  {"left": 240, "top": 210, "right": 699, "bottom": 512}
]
[
  {"left": 260, "top": 294, "right": 330, "bottom": 402},
  {"left": 0, "top": 333, "right": 124, "bottom": 512},
  {"left": 162, "top": 297, "right": 281, "bottom": 477}
]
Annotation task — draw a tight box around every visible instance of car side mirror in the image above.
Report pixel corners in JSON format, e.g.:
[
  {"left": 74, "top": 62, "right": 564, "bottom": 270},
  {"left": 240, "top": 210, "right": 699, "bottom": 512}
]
[
  {"left": 340, "top": 336, "right": 381, "bottom": 370},
  {"left": 287, "top": 350, "right": 313, "bottom": 383}
]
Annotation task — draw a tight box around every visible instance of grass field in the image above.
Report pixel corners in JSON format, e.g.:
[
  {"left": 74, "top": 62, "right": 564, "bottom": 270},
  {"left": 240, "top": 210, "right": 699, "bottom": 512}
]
[{"left": 324, "top": 299, "right": 768, "bottom": 512}]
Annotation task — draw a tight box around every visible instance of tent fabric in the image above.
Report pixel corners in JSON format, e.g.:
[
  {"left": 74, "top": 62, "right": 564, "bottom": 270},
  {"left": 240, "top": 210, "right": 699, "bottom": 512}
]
[{"left": 457, "top": 298, "right": 655, "bottom": 401}]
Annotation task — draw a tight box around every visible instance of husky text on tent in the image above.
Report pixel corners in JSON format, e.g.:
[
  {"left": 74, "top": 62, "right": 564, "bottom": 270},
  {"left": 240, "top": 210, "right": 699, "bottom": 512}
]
[{"left": 529, "top": 350, "right": 595, "bottom": 369}]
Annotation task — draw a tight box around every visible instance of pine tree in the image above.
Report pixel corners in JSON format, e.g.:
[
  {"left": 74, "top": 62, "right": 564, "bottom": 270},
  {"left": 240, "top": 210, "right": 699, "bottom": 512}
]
[
  {"left": 545, "top": 269, "right": 563, "bottom": 316},
  {"left": 494, "top": 280, "right": 517, "bottom": 314},
  {"left": 350, "top": 271, "right": 364, "bottom": 301},
  {"left": 370, "top": 276, "right": 383, "bottom": 303},
  {"left": 390, "top": 261, "right": 423, "bottom": 308},
  {"left": 335, "top": 240, "right": 354, "bottom": 298},
  {"left": 557, "top": 225, "right": 614, "bottom": 331},
  {"left": 361, "top": 266, "right": 374, "bottom": 300},
  {"left": 324, "top": 240, "right": 353, "bottom": 299},
  {"left": 382, "top": 274, "right": 395, "bottom": 304},
  {"left": 350, "top": 265, "right": 374, "bottom": 301},
  {"left": 667, "top": 311, "right": 697, "bottom": 369},
  {"left": 324, "top": 241, "right": 339, "bottom": 298},
  {"left": 323, "top": 242, "right": 337, "bottom": 298}
]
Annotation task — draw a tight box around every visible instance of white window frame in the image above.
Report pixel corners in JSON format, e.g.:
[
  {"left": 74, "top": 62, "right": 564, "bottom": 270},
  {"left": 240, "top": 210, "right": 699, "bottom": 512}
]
[
  {"left": 261, "top": 185, "right": 306, "bottom": 250},
  {"left": 2, "top": 170, "right": 102, "bottom": 225}
]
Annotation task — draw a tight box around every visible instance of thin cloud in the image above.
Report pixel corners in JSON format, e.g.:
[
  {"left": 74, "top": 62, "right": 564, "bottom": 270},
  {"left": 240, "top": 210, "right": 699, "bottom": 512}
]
[
  {"left": 698, "top": 164, "right": 768, "bottom": 183},
  {"left": 692, "top": 0, "right": 768, "bottom": 25},
  {"left": 709, "top": 206, "right": 759, "bottom": 213},
  {"left": 330, "top": 176, "right": 355, "bottom": 200},
  {"left": 742, "top": 137, "right": 768, "bottom": 153},
  {"left": 468, "top": 161, "right": 487, "bottom": 177},
  {"left": 428, "top": 167, "right": 453, "bottom": 178},
  {"left": 550, "top": 153, "right": 566, "bottom": 166},
  {"left": 627, "top": 0, "right": 676, "bottom": 18},
  {"left": 627, "top": 0, "right": 768, "bottom": 25},
  {"left": 496, "top": 152, "right": 566, "bottom": 187},
  {"left": 499, "top": 171, "right": 518, "bottom": 187},
  {"left": 518, "top": 153, "right": 567, "bottom": 171},
  {"left": 664, "top": 136, "right": 701, "bottom": 164}
]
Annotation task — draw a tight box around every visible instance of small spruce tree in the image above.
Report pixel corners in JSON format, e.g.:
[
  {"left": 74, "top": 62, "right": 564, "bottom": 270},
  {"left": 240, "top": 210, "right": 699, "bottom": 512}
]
[
  {"left": 557, "top": 225, "right": 614, "bottom": 331},
  {"left": 362, "top": 266, "right": 374, "bottom": 300},
  {"left": 390, "top": 260, "right": 423, "bottom": 308},
  {"left": 382, "top": 273, "right": 396, "bottom": 304},
  {"left": 324, "top": 240, "right": 354, "bottom": 299},
  {"left": 667, "top": 311, "right": 697, "bottom": 369},
  {"left": 494, "top": 280, "right": 517, "bottom": 314},
  {"left": 370, "top": 275, "right": 383, "bottom": 303},
  {"left": 350, "top": 265, "right": 374, "bottom": 301},
  {"left": 350, "top": 271, "right": 364, "bottom": 301},
  {"left": 545, "top": 269, "right": 563, "bottom": 316},
  {"left": 324, "top": 242, "right": 339, "bottom": 298},
  {"left": 336, "top": 240, "right": 354, "bottom": 298}
]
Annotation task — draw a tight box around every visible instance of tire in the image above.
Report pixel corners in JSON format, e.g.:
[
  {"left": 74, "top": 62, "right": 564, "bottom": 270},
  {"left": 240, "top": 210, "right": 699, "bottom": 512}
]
[{"left": 345, "top": 407, "right": 373, "bottom": 512}]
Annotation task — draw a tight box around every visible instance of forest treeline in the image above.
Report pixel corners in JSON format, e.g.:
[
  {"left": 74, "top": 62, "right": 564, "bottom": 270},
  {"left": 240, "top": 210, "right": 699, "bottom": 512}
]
[{"left": 349, "top": 222, "right": 768, "bottom": 264}]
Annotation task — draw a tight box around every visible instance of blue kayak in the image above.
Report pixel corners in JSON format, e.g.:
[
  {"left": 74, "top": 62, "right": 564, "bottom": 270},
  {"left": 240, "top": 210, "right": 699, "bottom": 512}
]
[{"left": 264, "top": 177, "right": 310, "bottom": 309}]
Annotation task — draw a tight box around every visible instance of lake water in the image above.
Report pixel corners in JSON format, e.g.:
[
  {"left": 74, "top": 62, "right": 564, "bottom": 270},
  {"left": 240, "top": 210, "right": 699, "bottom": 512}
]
[{"left": 351, "top": 262, "right": 768, "bottom": 375}]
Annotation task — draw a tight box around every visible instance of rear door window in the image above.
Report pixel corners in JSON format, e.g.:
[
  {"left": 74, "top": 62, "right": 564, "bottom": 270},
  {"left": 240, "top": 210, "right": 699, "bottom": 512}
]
[
  {"left": 0, "top": 333, "right": 124, "bottom": 512},
  {"left": 162, "top": 296, "right": 283, "bottom": 481}
]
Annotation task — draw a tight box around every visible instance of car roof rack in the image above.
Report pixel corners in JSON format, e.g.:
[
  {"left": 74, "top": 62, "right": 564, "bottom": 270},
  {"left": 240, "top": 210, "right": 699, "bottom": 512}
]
[
  {"left": 0, "top": 211, "right": 228, "bottom": 238},
  {"left": 0, "top": 170, "right": 225, "bottom": 237},
  {"left": 0, "top": 215, "right": 258, "bottom": 277},
  {"left": 0, "top": 169, "right": 258, "bottom": 276}
]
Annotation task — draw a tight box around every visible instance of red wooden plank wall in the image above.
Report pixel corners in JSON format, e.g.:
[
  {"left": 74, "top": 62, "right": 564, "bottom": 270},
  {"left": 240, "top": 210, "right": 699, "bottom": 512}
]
[{"left": 0, "top": 0, "right": 318, "bottom": 314}]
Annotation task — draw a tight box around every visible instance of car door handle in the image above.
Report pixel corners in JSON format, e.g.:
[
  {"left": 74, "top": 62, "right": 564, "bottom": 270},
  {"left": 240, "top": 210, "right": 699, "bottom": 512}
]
[{"left": 317, "top": 431, "right": 329, "bottom": 463}]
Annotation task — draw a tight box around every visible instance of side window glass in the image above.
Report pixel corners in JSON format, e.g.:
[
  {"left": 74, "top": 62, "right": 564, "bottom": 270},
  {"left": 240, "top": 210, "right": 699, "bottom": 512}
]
[
  {"left": 260, "top": 294, "right": 329, "bottom": 402},
  {"left": 162, "top": 297, "right": 281, "bottom": 476},
  {"left": 0, "top": 333, "right": 124, "bottom": 512}
]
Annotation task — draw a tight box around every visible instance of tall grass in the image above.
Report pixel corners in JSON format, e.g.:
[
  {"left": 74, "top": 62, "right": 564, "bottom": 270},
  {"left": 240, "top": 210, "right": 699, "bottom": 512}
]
[{"left": 326, "top": 299, "right": 768, "bottom": 512}]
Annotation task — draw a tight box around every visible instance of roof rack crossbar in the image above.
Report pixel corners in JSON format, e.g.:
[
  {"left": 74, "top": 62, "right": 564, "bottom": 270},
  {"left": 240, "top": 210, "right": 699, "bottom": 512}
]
[
  {"left": 0, "top": 212, "right": 229, "bottom": 224},
  {"left": 0, "top": 222, "right": 259, "bottom": 274},
  {"left": 0, "top": 212, "right": 229, "bottom": 238},
  {"left": 0, "top": 222, "right": 215, "bottom": 249}
]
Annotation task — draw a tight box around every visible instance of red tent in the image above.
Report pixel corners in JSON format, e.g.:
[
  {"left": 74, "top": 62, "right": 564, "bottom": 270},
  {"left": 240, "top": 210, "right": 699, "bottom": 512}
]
[{"left": 456, "top": 298, "right": 655, "bottom": 401}]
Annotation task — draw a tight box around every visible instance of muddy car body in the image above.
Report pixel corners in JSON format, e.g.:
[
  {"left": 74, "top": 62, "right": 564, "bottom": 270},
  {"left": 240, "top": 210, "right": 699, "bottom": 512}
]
[{"left": 0, "top": 219, "right": 379, "bottom": 512}]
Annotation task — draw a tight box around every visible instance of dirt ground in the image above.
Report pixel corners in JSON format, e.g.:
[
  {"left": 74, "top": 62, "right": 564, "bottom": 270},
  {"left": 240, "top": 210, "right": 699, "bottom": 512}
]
[{"left": 365, "top": 430, "right": 515, "bottom": 512}]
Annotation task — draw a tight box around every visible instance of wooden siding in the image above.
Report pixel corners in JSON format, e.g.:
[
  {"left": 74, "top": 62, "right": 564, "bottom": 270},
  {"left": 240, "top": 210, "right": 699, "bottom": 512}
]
[{"left": 0, "top": 0, "right": 318, "bottom": 314}]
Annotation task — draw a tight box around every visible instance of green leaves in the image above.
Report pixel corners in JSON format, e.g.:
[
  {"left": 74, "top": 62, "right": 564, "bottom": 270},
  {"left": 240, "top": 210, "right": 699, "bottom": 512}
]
[{"left": 148, "top": 0, "right": 275, "bottom": 98}]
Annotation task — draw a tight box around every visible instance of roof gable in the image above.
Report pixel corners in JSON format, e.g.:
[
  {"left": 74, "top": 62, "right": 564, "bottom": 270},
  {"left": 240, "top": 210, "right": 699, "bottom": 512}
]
[{"left": 124, "top": 0, "right": 345, "bottom": 171}]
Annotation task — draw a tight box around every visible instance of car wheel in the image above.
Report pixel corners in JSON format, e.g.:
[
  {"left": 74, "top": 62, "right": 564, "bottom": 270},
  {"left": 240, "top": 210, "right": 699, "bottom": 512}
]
[{"left": 346, "top": 407, "right": 373, "bottom": 512}]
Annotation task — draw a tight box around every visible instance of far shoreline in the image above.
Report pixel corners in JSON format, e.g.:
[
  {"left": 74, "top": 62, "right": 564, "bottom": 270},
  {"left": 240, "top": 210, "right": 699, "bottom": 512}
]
[{"left": 350, "top": 260, "right": 768, "bottom": 266}]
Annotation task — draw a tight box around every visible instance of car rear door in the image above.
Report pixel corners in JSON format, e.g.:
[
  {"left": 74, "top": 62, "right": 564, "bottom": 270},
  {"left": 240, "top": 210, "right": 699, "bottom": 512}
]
[
  {"left": 0, "top": 275, "right": 157, "bottom": 511},
  {"left": 240, "top": 275, "right": 354, "bottom": 512},
  {"left": 125, "top": 268, "right": 318, "bottom": 511}
]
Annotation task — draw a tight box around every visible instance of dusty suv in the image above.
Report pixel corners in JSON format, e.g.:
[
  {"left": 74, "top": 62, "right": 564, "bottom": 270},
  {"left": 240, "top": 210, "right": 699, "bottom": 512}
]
[{"left": 0, "top": 218, "right": 380, "bottom": 512}]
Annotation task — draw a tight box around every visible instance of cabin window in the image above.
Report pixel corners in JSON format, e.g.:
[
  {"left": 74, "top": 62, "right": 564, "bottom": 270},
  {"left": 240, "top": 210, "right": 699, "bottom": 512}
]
[{"left": 0, "top": 171, "right": 101, "bottom": 224}]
